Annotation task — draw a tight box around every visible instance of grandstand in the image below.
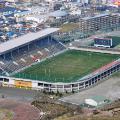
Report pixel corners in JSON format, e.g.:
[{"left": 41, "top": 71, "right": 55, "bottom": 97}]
[{"left": 0, "top": 28, "right": 66, "bottom": 75}]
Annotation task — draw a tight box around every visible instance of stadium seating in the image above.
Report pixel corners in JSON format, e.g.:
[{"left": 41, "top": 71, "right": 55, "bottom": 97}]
[{"left": 0, "top": 37, "right": 66, "bottom": 75}]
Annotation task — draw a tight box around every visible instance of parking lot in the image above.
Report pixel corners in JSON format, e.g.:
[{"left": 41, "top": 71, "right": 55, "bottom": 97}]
[{"left": 60, "top": 75, "right": 120, "bottom": 105}]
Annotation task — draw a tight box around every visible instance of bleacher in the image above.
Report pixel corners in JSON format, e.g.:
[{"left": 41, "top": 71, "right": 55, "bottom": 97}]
[{"left": 0, "top": 37, "right": 66, "bottom": 75}]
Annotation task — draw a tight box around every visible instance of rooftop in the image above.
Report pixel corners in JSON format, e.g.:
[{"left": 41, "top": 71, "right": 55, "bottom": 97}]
[
  {"left": 0, "top": 28, "right": 59, "bottom": 54},
  {"left": 49, "top": 10, "right": 68, "bottom": 17},
  {"left": 82, "top": 13, "right": 110, "bottom": 20}
]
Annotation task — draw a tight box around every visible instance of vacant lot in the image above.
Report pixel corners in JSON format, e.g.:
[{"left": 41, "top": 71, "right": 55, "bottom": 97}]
[
  {"left": 59, "top": 23, "right": 79, "bottom": 33},
  {"left": 0, "top": 99, "right": 40, "bottom": 120}
]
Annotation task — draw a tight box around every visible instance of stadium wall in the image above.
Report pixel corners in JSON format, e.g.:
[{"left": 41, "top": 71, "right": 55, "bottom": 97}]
[{"left": 0, "top": 58, "right": 120, "bottom": 92}]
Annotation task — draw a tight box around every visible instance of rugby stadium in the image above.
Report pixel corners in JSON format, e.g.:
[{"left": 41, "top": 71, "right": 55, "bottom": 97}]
[{"left": 0, "top": 28, "right": 120, "bottom": 92}]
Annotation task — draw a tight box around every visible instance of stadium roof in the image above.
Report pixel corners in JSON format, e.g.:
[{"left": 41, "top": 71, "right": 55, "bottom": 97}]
[{"left": 0, "top": 28, "right": 59, "bottom": 54}]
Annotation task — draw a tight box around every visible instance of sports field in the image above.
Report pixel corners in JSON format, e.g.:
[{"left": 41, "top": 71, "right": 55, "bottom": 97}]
[{"left": 12, "top": 50, "right": 120, "bottom": 83}]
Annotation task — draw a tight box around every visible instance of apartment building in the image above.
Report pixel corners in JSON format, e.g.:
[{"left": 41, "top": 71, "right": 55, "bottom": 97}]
[{"left": 79, "top": 13, "right": 120, "bottom": 34}]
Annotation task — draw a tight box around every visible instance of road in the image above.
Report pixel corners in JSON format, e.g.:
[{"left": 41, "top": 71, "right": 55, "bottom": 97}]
[{"left": 69, "top": 46, "right": 120, "bottom": 54}]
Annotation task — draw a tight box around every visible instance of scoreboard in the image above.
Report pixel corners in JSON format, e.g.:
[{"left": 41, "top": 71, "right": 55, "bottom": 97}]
[{"left": 94, "top": 38, "right": 112, "bottom": 48}]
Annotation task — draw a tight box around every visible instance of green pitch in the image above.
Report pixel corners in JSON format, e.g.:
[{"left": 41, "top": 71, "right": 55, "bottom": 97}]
[{"left": 12, "top": 50, "right": 120, "bottom": 83}]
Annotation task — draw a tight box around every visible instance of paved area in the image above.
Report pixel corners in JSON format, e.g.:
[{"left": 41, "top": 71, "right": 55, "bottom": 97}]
[
  {"left": 0, "top": 87, "right": 37, "bottom": 102},
  {"left": 60, "top": 76, "right": 120, "bottom": 105},
  {"left": 70, "top": 47, "right": 120, "bottom": 54}
]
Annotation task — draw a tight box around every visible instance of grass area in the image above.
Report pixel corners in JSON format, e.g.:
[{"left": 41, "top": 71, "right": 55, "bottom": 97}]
[
  {"left": 106, "top": 36, "right": 120, "bottom": 47},
  {"left": 0, "top": 109, "right": 13, "bottom": 120},
  {"left": 59, "top": 23, "right": 79, "bottom": 33},
  {"left": 12, "top": 50, "right": 120, "bottom": 83},
  {"left": 115, "top": 44, "right": 120, "bottom": 49}
]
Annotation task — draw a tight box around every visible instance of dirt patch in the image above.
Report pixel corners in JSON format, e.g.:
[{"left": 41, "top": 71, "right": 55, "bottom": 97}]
[
  {"left": 0, "top": 99, "right": 40, "bottom": 120},
  {"left": 0, "top": 109, "right": 13, "bottom": 120}
]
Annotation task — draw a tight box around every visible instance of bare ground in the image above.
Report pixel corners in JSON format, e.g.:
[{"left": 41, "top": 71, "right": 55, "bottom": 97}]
[{"left": 0, "top": 99, "right": 40, "bottom": 120}]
